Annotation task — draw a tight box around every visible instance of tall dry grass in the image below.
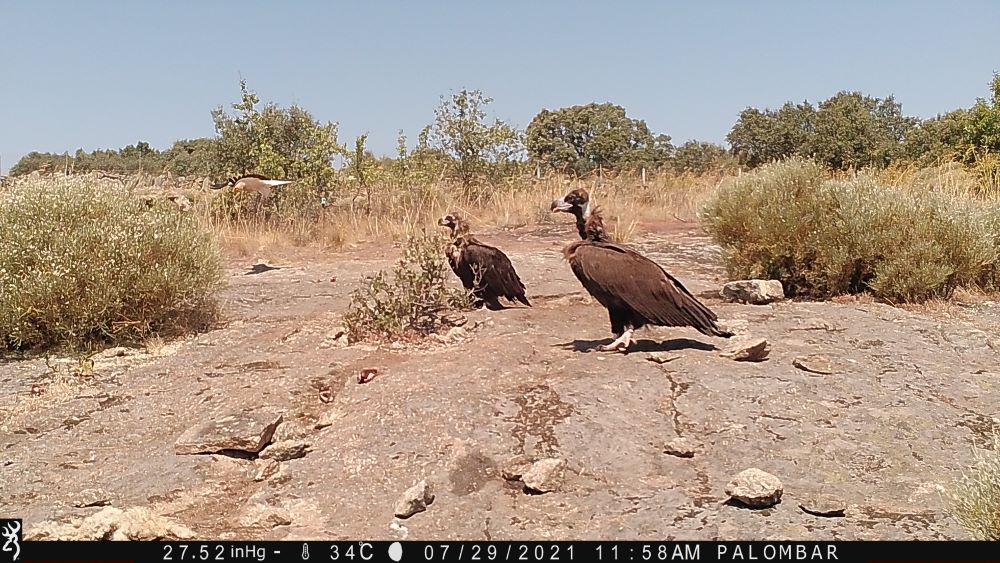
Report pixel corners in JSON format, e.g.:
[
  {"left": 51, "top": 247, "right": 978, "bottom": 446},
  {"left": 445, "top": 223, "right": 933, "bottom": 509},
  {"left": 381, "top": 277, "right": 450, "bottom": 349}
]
[
  {"left": 947, "top": 430, "right": 1000, "bottom": 540},
  {"left": 195, "top": 169, "right": 726, "bottom": 257}
]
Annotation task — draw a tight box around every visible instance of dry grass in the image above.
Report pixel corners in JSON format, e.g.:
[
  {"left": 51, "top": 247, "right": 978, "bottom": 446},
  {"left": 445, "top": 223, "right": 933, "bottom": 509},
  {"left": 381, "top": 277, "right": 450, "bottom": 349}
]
[
  {"left": 197, "top": 170, "right": 724, "bottom": 255},
  {"left": 947, "top": 430, "right": 1000, "bottom": 540}
]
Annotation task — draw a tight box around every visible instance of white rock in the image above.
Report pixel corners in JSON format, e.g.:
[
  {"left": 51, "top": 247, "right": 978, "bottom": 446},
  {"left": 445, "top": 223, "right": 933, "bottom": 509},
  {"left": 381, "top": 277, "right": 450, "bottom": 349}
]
[
  {"left": 394, "top": 480, "right": 434, "bottom": 519},
  {"left": 522, "top": 458, "right": 567, "bottom": 493},
  {"left": 725, "top": 468, "right": 783, "bottom": 508},
  {"left": 722, "top": 280, "right": 785, "bottom": 305}
]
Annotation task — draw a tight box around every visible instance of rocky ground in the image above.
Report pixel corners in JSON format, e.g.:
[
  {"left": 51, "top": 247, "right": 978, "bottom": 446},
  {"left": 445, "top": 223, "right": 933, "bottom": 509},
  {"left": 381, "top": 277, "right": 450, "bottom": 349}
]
[{"left": 2, "top": 219, "right": 998, "bottom": 541}]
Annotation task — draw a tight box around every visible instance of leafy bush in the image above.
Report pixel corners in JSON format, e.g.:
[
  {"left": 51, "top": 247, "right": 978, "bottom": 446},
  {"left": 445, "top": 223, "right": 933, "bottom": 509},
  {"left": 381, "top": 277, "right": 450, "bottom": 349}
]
[
  {"left": 948, "top": 431, "right": 1000, "bottom": 540},
  {"left": 342, "top": 233, "right": 470, "bottom": 342},
  {"left": 701, "top": 158, "right": 1000, "bottom": 302},
  {"left": 0, "top": 177, "right": 223, "bottom": 351}
]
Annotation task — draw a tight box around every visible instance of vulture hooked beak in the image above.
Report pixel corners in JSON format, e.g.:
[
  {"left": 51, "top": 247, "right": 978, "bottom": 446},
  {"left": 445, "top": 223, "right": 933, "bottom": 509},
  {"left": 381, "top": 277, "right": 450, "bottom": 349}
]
[
  {"left": 551, "top": 197, "right": 573, "bottom": 213},
  {"left": 437, "top": 215, "right": 456, "bottom": 229}
]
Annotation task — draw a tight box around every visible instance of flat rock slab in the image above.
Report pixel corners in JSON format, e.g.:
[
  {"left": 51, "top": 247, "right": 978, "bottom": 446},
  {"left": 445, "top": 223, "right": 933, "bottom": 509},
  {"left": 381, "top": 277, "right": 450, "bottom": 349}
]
[
  {"left": 720, "top": 337, "right": 770, "bottom": 362},
  {"left": 799, "top": 494, "right": 846, "bottom": 517},
  {"left": 664, "top": 437, "right": 698, "bottom": 458},
  {"left": 646, "top": 352, "right": 681, "bottom": 364},
  {"left": 793, "top": 355, "right": 836, "bottom": 375},
  {"left": 72, "top": 489, "right": 111, "bottom": 508},
  {"left": 174, "top": 412, "right": 283, "bottom": 456},
  {"left": 259, "top": 440, "right": 310, "bottom": 462}
]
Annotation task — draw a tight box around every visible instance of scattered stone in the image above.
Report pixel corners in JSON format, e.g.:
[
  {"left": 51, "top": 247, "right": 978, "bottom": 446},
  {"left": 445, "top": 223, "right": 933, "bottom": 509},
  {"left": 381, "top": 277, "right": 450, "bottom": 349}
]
[
  {"left": 73, "top": 489, "right": 111, "bottom": 508},
  {"left": 266, "top": 513, "right": 292, "bottom": 527},
  {"left": 663, "top": 437, "right": 697, "bottom": 458},
  {"left": 646, "top": 352, "right": 681, "bottom": 364},
  {"left": 793, "top": 355, "right": 835, "bottom": 375},
  {"left": 722, "top": 280, "right": 785, "bottom": 305},
  {"left": 522, "top": 458, "right": 567, "bottom": 494},
  {"left": 326, "top": 326, "right": 349, "bottom": 347},
  {"left": 259, "top": 440, "right": 310, "bottom": 462},
  {"left": 358, "top": 368, "right": 378, "bottom": 384},
  {"left": 501, "top": 454, "right": 533, "bottom": 481},
  {"left": 272, "top": 420, "right": 312, "bottom": 442},
  {"left": 394, "top": 480, "right": 435, "bottom": 519},
  {"left": 442, "top": 313, "right": 468, "bottom": 327},
  {"left": 99, "top": 347, "right": 130, "bottom": 358},
  {"left": 720, "top": 337, "right": 770, "bottom": 362},
  {"left": 174, "top": 411, "right": 283, "bottom": 456},
  {"left": 235, "top": 499, "right": 293, "bottom": 528},
  {"left": 253, "top": 460, "right": 280, "bottom": 482},
  {"left": 725, "top": 468, "right": 783, "bottom": 508},
  {"left": 799, "top": 495, "right": 846, "bottom": 517},
  {"left": 791, "top": 318, "right": 844, "bottom": 332},
  {"left": 313, "top": 410, "right": 341, "bottom": 430},
  {"left": 719, "top": 319, "right": 750, "bottom": 335},
  {"left": 27, "top": 506, "right": 195, "bottom": 540},
  {"left": 697, "top": 288, "right": 722, "bottom": 300},
  {"left": 389, "top": 521, "right": 409, "bottom": 538}
]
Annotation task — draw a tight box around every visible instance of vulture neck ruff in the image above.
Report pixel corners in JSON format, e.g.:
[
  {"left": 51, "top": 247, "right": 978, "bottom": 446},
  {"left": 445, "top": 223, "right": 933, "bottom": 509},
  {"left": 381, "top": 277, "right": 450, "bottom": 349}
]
[{"left": 581, "top": 205, "right": 610, "bottom": 242}]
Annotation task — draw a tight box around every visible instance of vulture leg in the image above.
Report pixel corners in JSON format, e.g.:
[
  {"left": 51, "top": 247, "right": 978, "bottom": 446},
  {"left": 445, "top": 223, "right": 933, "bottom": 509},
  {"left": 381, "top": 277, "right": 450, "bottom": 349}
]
[{"left": 598, "top": 329, "right": 634, "bottom": 352}]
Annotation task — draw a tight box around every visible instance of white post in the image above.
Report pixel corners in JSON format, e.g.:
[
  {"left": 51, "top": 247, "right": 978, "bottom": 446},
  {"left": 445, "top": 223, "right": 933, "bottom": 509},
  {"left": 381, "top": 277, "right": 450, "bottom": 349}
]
[{"left": 641, "top": 166, "right": 646, "bottom": 185}]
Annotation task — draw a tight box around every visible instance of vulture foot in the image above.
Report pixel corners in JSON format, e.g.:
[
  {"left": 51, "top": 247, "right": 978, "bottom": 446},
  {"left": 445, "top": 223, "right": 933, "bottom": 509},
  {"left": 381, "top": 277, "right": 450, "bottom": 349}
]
[{"left": 598, "top": 329, "right": 634, "bottom": 353}]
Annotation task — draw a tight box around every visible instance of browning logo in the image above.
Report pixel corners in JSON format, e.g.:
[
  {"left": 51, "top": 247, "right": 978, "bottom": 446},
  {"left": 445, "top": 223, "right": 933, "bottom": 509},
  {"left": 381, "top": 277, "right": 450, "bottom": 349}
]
[{"left": 0, "top": 519, "right": 20, "bottom": 562}]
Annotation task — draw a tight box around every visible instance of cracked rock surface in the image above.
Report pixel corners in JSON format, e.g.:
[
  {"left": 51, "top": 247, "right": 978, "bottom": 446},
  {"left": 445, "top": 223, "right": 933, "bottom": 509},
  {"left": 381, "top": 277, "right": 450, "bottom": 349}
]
[{"left": 2, "top": 222, "right": 997, "bottom": 540}]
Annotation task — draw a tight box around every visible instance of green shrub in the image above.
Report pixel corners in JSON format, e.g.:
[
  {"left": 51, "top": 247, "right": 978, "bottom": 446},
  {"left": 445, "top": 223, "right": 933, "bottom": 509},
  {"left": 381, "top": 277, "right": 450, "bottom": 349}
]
[
  {"left": 948, "top": 431, "right": 1000, "bottom": 540},
  {"left": 342, "top": 232, "right": 470, "bottom": 342},
  {"left": 0, "top": 177, "right": 223, "bottom": 351},
  {"left": 701, "top": 158, "right": 1000, "bottom": 302}
]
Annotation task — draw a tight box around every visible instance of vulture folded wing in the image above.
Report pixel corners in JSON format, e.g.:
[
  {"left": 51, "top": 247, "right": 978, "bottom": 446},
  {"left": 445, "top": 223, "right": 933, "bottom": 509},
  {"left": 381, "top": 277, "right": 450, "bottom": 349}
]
[
  {"left": 463, "top": 244, "right": 528, "bottom": 302},
  {"left": 569, "top": 243, "right": 725, "bottom": 334}
]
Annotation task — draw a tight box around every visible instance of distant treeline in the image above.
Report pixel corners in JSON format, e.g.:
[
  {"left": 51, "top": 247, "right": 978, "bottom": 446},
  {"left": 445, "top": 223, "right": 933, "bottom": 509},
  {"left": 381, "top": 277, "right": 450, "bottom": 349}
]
[{"left": 11, "top": 73, "right": 1000, "bottom": 185}]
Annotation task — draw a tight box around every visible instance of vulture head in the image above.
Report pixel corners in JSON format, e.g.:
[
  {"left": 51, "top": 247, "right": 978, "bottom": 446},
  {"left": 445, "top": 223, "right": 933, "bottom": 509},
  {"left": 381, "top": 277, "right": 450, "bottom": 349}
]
[
  {"left": 437, "top": 213, "right": 470, "bottom": 237},
  {"left": 552, "top": 188, "right": 607, "bottom": 241},
  {"left": 551, "top": 189, "right": 591, "bottom": 219}
]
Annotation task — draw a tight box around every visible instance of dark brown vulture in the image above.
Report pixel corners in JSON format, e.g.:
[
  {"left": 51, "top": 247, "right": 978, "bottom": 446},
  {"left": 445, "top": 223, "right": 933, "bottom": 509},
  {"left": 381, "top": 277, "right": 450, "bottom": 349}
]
[
  {"left": 551, "top": 189, "right": 732, "bottom": 352},
  {"left": 438, "top": 213, "right": 531, "bottom": 310},
  {"left": 211, "top": 174, "right": 292, "bottom": 198}
]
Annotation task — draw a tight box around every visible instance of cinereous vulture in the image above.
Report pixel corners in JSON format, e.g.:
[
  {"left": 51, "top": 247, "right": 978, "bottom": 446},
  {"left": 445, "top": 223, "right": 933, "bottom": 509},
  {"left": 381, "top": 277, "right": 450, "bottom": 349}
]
[
  {"left": 438, "top": 213, "right": 531, "bottom": 310},
  {"left": 551, "top": 189, "right": 732, "bottom": 352}
]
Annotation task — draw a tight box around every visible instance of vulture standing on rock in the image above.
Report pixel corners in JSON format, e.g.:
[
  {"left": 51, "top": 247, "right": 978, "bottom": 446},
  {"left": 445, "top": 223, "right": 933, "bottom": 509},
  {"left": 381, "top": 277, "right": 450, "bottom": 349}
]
[
  {"left": 438, "top": 213, "right": 531, "bottom": 310},
  {"left": 211, "top": 174, "right": 292, "bottom": 198},
  {"left": 550, "top": 189, "right": 733, "bottom": 353}
]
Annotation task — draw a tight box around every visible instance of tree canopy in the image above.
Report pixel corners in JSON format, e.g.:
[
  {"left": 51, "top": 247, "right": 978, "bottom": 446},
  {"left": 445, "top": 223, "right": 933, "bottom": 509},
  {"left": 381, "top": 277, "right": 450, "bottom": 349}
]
[{"left": 525, "top": 102, "right": 673, "bottom": 175}]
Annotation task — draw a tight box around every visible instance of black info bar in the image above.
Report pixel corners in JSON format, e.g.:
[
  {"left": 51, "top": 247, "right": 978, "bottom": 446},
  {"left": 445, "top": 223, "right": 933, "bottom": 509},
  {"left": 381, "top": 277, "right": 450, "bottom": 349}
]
[{"left": 6, "top": 540, "right": 999, "bottom": 563}]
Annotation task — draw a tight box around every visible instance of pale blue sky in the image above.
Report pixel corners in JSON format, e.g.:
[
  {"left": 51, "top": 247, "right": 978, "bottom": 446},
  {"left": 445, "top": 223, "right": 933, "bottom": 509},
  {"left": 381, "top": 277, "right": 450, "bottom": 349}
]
[{"left": 2, "top": 1, "right": 999, "bottom": 174}]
